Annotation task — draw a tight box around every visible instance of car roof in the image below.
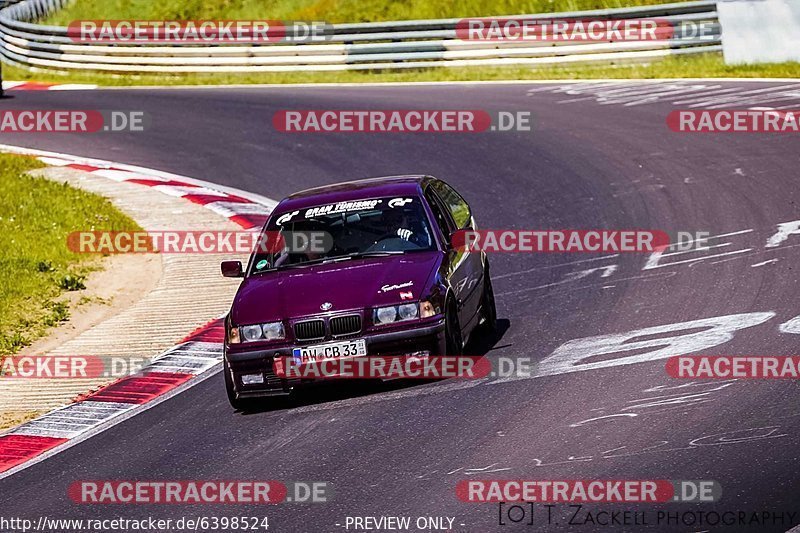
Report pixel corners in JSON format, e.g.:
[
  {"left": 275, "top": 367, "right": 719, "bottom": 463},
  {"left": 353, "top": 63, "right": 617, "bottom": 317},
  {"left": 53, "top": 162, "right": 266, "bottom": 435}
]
[{"left": 275, "top": 175, "right": 430, "bottom": 213}]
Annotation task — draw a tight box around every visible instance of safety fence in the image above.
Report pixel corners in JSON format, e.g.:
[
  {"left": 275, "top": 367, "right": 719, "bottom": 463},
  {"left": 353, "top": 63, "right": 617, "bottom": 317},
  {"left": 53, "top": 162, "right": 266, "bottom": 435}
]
[{"left": 0, "top": 0, "right": 721, "bottom": 73}]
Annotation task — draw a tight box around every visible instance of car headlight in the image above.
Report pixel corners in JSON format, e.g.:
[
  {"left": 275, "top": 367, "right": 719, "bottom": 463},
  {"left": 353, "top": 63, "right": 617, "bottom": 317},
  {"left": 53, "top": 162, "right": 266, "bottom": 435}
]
[
  {"left": 375, "top": 306, "right": 398, "bottom": 324},
  {"left": 230, "top": 321, "right": 285, "bottom": 343},
  {"left": 261, "top": 322, "right": 284, "bottom": 340},
  {"left": 241, "top": 324, "right": 264, "bottom": 342},
  {"left": 398, "top": 303, "right": 419, "bottom": 320},
  {"left": 374, "top": 302, "right": 423, "bottom": 325}
]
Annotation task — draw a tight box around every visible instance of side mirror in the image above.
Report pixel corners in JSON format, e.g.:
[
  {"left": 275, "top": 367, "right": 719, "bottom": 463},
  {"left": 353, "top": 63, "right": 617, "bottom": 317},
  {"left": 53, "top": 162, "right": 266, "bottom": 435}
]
[{"left": 221, "top": 260, "right": 243, "bottom": 278}]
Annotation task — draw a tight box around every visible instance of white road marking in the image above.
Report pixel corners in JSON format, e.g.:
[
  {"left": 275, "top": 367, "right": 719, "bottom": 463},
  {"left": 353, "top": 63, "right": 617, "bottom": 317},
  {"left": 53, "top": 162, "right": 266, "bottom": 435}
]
[
  {"left": 683, "top": 84, "right": 800, "bottom": 108},
  {"left": 498, "top": 264, "right": 618, "bottom": 296},
  {"left": 570, "top": 414, "right": 638, "bottom": 427},
  {"left": 535, "top": 312, "right": 775, "bottom": 377},
  {"left": 643, "top": 244, "right": 753, "bottom": 270},
  {"left": 779, "top": 315, "right": 800, "bottom": 335},
  {"left": 493, "top": 254, "right": 619, "bottom": 281},
  {"left": 540, "top": 81, "right": 800, "bottom": 110},
  {"left": 668, "top": 87, "right": 745, "bottom": 104},
  {"left": 751, "top": 259, "right": 779, "bottom": 267},
  {"left": 766, "top": 220, "right": 800, "bottom": 248}
]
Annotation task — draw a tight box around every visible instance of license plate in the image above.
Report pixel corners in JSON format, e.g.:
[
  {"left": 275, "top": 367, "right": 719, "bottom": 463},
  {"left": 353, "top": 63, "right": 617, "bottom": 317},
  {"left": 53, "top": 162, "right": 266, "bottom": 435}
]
[{"left": 292, "top": 339, "right": 366, "bottom": 365}]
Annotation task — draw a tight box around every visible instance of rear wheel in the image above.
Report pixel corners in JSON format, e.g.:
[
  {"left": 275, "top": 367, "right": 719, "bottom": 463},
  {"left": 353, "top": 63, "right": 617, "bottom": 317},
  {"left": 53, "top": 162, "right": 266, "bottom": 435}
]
[
  {"left": 444, "top": 300, "right": 463, "bottom": 356},
  {"left": 224, "top": 358, "right": 258, "bottom": 412}
]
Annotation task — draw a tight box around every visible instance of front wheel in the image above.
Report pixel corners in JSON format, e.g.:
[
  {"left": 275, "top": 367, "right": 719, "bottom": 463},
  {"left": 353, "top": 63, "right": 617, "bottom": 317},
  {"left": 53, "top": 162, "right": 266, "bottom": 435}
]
[
  {"left": 444, "top": 300, "right": 463, "bottom": 356},
  {"left": 480, "top": 268, "right": 498, "bottom": 339}
]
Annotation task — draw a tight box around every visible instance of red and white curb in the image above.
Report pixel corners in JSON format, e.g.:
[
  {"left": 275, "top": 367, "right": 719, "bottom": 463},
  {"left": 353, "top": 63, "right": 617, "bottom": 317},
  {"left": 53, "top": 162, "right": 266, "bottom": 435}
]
[
  {"left": 2, "top": 81, "right": 98, "bottom": 91},
  {"left": 0, "top": 144, "right": 277, "bottom": 230},
  {"left": 0, "top": 144, "right": 276, "bottom": 479},
  {"left": 0, "top": 320, "right": 225, "bottom": 479}
]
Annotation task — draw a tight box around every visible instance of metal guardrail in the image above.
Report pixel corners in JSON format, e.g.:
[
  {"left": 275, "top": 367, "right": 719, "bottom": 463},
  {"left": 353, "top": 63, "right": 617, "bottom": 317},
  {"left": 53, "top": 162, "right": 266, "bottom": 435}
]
[{"left": 0, "top": 0, "right": 722, "bottom": 73}]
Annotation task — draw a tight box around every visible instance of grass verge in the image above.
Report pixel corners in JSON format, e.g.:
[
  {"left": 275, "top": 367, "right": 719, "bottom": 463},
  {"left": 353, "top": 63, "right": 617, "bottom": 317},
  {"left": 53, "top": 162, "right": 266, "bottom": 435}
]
[
  {"left": 3, "top": 54, "right": 800, "bottom": 88},
  {"left": 0, "top": 154, "right": 141, "bottom": 356},
  {"left": 42, "top": 0, "right": 697, "bottom": 25}
]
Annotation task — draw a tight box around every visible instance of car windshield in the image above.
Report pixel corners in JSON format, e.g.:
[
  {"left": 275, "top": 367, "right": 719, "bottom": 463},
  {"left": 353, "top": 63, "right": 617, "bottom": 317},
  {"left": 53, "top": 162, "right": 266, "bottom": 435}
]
[{"left": 249, "top": 196, "right": 436, "bottom": 274}]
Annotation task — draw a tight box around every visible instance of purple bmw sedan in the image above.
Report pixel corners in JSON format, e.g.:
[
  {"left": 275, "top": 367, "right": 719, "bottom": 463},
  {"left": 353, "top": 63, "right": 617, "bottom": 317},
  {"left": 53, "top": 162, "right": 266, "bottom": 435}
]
[{"left": 220, "top": 175, "right": 496, "bottom": 410}]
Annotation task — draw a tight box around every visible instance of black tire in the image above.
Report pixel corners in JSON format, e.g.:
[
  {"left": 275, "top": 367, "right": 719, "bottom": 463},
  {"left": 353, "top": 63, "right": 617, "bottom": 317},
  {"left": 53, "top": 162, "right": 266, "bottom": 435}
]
[
  {"left": 480, "top": 267, "right": 498, "bottom": 338},
  {"left": 223, "top": 358, "right": 258, "bottom": 412},
  {"left": 445, "top": 299, "right": 463, "bottom": 356}
]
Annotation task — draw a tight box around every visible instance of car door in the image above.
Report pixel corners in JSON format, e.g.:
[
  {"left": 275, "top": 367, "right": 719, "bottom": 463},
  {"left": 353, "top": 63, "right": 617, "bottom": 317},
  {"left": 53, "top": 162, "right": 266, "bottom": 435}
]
[{"left": 424, "top": 181, "right": 483, "bottom": 331}]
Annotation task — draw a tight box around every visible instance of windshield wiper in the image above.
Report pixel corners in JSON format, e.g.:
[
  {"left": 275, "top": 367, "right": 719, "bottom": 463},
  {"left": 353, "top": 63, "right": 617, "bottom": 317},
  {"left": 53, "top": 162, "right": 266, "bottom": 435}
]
[
  {"left": 272, "top": 257, "right": 330, "bottom": 270},
  {"left": 330, "top": 251, "right": 405, "bottom": 261},
  {"left": 263, "top": 251, "right": 404, "bottom": 272}
]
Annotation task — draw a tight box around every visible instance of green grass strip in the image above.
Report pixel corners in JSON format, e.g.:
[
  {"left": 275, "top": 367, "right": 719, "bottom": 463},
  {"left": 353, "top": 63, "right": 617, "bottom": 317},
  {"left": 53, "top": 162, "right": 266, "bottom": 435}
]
[{"left": 0, "top": 154, "right": 142, "bottom": 355}]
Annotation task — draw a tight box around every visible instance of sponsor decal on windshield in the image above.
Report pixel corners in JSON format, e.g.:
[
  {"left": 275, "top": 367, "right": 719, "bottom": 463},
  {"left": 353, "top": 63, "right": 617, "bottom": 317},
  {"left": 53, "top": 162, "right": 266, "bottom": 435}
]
[
  {"left": 304, "top": 199, "right": 382, "bottom": 218},
  {"left": 388, "top": 197, "right": 413, "bottom": 208},
  {"left": 275, "top": 210, "right": 299, "bottom": 225}
]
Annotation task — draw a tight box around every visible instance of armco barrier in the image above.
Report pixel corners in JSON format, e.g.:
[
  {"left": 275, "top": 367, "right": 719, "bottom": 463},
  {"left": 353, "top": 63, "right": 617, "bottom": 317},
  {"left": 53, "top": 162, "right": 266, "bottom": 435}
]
[{"left": 0, "top": 0, "right": 722, "bottom": 73}]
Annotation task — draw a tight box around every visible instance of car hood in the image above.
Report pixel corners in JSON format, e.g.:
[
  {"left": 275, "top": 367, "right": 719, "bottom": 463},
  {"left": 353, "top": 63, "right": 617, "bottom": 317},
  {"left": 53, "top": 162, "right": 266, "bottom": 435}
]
[{"left": 230, "top": 251, "right": 442, "bottom": 325}]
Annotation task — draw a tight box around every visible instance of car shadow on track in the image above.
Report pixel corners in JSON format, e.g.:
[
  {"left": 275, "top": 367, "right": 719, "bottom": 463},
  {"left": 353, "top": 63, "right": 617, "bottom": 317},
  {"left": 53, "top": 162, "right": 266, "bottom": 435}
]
[{"left": 234, "top": 318, "right": 511, "bottom": 415}]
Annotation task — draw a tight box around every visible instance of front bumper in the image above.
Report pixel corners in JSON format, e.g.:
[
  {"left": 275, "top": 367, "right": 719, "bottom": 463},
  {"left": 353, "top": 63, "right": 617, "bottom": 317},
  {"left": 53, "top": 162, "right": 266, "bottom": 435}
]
[{"left": 225, "top": 318, "right": 446, "bottom": 398}]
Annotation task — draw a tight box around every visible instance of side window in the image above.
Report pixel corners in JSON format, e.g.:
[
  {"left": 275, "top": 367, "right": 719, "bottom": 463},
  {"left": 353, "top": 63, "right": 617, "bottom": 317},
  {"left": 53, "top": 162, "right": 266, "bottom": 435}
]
[
  {"left": 431, "top": 180, "right": 470, "bottom": 229},
  {"left": 424, "top": 188, "right": 452, "bottom": 241}
]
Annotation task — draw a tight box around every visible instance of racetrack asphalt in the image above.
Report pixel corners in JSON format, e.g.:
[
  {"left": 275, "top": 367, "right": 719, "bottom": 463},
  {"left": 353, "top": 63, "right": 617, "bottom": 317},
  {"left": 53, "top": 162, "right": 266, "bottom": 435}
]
[{"left": 1, "top": 81, "right": 799, "bottom": 532}]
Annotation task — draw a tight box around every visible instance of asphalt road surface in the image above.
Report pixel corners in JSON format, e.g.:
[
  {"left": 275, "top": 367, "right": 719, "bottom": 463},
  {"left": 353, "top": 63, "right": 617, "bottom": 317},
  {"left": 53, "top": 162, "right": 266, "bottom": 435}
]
[{"left": 1, "top": 81, "right": 799, "bottom": 532}]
